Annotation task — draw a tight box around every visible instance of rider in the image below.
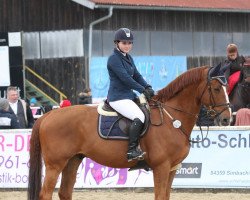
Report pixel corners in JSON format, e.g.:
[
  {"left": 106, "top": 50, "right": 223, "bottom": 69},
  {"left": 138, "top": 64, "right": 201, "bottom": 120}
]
[
  {"left": 106, "top": 28, "right": 155, "bottom": 162},
  {"left": 221, "top": 43, "right": 245, "bottom": 95}
]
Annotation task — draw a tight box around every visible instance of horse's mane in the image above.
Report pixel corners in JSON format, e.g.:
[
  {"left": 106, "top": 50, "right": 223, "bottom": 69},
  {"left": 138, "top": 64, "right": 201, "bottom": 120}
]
[{"left": 155, "top": 66, "right": 209, "bottom": 101}]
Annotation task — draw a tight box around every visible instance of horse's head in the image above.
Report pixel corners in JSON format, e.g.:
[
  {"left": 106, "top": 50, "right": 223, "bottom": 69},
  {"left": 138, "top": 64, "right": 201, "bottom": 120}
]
[{"left": 200, "top": 64, "right": 231, "bottom": 126}]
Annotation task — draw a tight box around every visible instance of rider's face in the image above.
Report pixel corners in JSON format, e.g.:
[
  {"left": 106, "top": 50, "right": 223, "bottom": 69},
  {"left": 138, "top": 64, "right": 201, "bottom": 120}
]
[
  {"left": 117, "top": 41, "right": 133, "bottom": 53},
  {"left": 227, "top": 52, "right": 237, "bottom": 61}
]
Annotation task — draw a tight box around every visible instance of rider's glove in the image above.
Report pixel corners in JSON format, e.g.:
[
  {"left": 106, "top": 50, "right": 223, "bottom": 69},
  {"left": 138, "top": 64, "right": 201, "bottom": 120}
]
[{"left": 143, "top": 86, "right": 155, "bottom": 101}]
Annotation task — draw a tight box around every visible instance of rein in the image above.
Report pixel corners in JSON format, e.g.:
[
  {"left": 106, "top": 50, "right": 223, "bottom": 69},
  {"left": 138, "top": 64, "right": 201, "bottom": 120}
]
[{"left": 150, "top": 100, "right": 209, "bottom": 144}]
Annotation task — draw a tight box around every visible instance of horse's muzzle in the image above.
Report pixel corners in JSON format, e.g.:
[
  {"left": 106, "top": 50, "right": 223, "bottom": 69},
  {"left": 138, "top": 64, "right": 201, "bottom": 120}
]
[
  {"left": 215, "top": 116, "right": 231, "bottom": 126},
  {"left": 221, "top": 116, "right": 231, "bottom": 126}
]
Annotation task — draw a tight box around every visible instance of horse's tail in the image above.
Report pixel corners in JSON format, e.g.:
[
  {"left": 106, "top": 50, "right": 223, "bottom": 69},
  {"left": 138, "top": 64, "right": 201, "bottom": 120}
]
[{"left": 28, "top": 116, "right": 44, "bottom": 200}]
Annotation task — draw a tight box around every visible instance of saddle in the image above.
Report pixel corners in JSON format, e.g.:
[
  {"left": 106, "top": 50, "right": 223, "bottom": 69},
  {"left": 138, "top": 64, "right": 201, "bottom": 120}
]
[{"left": 97, "top": 96, "right": 150, "bottom": 140}]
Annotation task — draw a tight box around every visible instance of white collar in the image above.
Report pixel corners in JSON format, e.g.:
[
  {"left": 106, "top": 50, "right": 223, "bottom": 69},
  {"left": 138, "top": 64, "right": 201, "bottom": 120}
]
[
  {"left": 116, "top": 47, "right": 126, "bottom": 56},
  {"left": 9, "top": 101, "right": 18, "bottom": 105}
]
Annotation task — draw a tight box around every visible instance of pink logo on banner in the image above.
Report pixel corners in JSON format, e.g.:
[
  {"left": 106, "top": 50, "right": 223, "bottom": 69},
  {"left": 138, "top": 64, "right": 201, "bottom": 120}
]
[{"left": 84, "top": 158, "right": 127, "bottom": 185}]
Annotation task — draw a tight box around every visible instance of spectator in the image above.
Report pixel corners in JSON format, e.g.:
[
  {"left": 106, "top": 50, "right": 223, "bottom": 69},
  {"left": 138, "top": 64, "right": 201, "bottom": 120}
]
[
  {"left": 221, "top": 44, "right": 245, "bottom": 95},
  {"left": 29, "top": 97, "right": 38, "bottom": 106},
  {"left": 7, "top": 86, "right": 34, "bottom": 128},
  {"left": 235, "top": 108, "right": 250, "bottom": 126},
  {"left": 29, "top": 97, "right": 43, "bottom": 118},
  {"left": 78, "top": 88, "right": 92, "bottom": 105},
  {"left": 60, "top": 99, "right": 72, "bottom": 108},
  {"left": 0, "top": 98, "right": 20, "bottom": 129},
  {"left": 196, "top": 106, "right": 215, "bottom": 126},
  {"left": 41, "top": 104, "right": 53, "bottom": 113}
]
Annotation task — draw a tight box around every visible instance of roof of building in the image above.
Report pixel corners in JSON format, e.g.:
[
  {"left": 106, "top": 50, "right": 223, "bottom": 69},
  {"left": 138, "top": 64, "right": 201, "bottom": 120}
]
[{"left": 85, "top": 0, "right": 250, "bottom": 12}]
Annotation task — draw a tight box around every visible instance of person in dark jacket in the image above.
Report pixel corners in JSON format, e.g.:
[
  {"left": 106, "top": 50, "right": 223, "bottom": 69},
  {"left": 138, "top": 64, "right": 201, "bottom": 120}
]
[
  {"left": 221, "top": 44, "right": 245, "bottom": 94},
  {"left": 196, "top": 106, "right": 215, "bottom": 126},
  {"left": 7, "top": 86, "right": 34, "bottom": 128},
  {"left": 106, "top": 28, "right": 155, "bottom": 162},
  {"left": 0, "top": 98, "right": 20, "bottom": 129},
  {"left": 78, "top": 88, "right": 92, "bottom": 104}
]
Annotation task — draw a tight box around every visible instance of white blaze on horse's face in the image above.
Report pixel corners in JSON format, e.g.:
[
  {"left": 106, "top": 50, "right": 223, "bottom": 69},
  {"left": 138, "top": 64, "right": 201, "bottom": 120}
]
[{"left": 222, "top": 85, "right": 232, "bottom": 117}]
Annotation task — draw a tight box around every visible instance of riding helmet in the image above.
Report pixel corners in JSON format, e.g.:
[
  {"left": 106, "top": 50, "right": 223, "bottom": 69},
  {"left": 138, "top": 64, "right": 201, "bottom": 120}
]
[{"left": 114, "top": 28, "right": 133, "bottom": 43}]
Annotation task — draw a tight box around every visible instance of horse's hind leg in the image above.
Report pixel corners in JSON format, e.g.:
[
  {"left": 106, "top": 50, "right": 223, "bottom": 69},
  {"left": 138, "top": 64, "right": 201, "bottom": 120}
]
[
  {"left": 58, "top": 154, "right": 84, "bottom": 200},
  {"left": 39, "top": 166, "right": 62, "bottom": 200}
]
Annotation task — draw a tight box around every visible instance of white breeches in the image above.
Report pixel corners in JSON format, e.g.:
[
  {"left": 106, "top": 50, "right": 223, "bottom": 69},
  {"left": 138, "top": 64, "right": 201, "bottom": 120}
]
[{"left": 109, "top": 99, "right": 145, "bottom": 123}]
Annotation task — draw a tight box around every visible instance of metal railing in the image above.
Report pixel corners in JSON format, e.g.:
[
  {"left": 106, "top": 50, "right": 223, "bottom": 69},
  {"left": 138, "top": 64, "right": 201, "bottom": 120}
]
[{"left": 24, "top": 66, "right": 67, "bottom": 104}]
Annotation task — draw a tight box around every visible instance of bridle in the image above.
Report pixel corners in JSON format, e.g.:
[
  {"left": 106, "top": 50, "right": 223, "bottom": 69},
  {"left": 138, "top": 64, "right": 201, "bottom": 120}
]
[{"left": 199, "top": 76, "right": 230, "bottom": 119}]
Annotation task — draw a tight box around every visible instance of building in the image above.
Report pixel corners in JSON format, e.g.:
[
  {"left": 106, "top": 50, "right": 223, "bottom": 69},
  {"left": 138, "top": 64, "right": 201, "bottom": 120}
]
[{"left": 1, "top": 0, "right": 250, "bottom": 103}]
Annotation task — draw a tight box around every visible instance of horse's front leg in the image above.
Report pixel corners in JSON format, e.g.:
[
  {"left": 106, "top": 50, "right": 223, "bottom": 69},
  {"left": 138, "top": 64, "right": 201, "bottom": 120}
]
[
  {"left": 166, "top": 170, "right": 176, "bottom": 199},
  {"left": 153, "top": 162, "right": 171, "bottom": 200}
]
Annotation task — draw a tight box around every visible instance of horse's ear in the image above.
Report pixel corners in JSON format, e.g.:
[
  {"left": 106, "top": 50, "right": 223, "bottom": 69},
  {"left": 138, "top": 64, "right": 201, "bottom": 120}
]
[{"left": 209, "top": 63, "right": 223, "bottom": 77}]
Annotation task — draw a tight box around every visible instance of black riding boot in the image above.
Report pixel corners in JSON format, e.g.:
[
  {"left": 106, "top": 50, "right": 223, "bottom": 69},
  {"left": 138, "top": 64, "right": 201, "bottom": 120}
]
[{"left": 127, "top": 118, "right": 146, "bottom": 162}]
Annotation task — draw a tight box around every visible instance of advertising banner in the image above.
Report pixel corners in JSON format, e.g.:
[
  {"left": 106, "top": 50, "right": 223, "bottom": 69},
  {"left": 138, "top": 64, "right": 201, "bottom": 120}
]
[
  {"left": 0, "top": 129, "right": 31, "bottom": 187},
  {"left": 173, "top": 126, "right": 250, "bottom": 188},
  {"left": 0, "top": 127, "right": 250, "bottom": 188},
  {"left": 90, "top": 56, "right": 187, "bottom": 103}
]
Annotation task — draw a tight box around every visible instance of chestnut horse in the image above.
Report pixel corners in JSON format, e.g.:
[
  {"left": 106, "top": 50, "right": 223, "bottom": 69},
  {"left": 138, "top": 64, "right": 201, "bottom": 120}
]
[{"left": 28, "top": 65, "right": 231, "bottom": 200}]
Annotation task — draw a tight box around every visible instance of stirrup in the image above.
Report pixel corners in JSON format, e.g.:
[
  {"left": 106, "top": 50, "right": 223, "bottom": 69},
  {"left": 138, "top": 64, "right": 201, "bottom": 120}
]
[{"left": 127, "top": 151, "right": 146, "bottom": 162}]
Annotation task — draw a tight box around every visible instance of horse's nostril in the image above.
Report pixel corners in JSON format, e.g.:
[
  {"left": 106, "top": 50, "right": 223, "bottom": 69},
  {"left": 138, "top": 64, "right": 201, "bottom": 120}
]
[{"left": 222, "top": 118, "right": 230, "bottom": 125}]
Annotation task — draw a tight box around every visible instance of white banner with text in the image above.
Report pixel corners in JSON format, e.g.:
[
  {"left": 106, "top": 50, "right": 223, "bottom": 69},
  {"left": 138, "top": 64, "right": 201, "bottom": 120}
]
[{"left": 0, "top": 127, "right": 250, "bottom": 188}]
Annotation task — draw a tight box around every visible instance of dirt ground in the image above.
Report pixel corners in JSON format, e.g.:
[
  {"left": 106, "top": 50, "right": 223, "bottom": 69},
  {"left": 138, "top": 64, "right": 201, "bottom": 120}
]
[{"left": 1, "top": 189, "right": 250, "bottom": 200}]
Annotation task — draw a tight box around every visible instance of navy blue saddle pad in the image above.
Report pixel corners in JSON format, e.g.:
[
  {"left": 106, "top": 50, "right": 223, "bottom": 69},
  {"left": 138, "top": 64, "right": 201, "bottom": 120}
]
[
  {"left": 98, "top": 115, "right": 132, "bottom": 140},
  {"left": 98, "top": 114, "right": 149, "bottom": 140}
]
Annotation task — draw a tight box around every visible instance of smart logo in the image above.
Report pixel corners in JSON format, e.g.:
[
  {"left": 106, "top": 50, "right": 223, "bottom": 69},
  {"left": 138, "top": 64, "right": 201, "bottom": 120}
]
[{"left": 175, "top": 163, "right": 202, "bottom": 178}]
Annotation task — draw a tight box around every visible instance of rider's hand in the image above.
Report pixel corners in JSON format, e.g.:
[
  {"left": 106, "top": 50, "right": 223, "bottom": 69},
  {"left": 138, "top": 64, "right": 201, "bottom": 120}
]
[{"left": 143, "top": 86, "right": 155, "bottom": 101}]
